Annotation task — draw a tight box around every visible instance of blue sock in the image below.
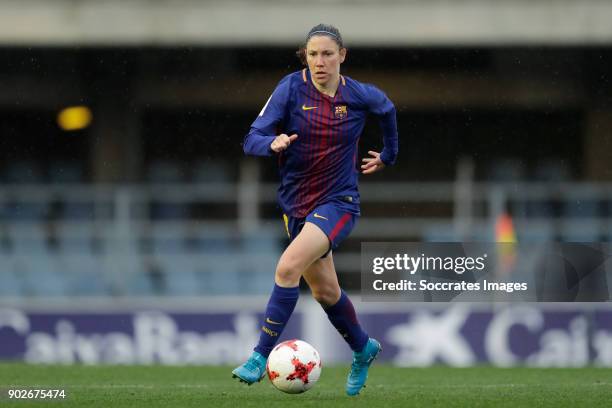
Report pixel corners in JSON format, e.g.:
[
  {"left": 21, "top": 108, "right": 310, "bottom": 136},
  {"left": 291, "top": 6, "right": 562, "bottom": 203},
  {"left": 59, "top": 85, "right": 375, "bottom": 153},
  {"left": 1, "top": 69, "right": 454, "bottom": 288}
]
[
  {"left": 254, "top": 283, "right": 300, "bottom": 358},
  {"left": 324, "top": 290, "right": 368, "bottom": 352}
]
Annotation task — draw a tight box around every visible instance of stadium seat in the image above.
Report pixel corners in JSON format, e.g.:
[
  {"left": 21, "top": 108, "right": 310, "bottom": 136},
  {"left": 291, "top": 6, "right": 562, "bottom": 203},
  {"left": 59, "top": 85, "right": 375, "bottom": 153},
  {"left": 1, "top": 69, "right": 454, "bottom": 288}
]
[
  {"left": 238, "top": 257, "right": 275, "bottom": 294},
  {"left": 157, "top": 256, "right": 201, "bottom": 296},
  {"left": 239, "top": 229, "right": 280, "bottom": 294},
  {"left": 525, "top": 199, "right": 556, "bottom": 219},
  {"left": 4, "top": 161, "right": 44, "bottom": 184},
  {"left": 533, "top": 160, "right": 571, "bottom": 182},
  {"left": 10, "top": 225, "right": 50, "bottom": 254},
  {"left": 59, "top": 254, "right": 108, "bottom": 295},
  {"left": 516, "top": 222, "right": 554, "bottom": 242},
  {"left": 191, "top": 226, "right": 235, "bottom": 254},
  {"left": 56, "top": 226, "right": 95, "bottom": 255},
  {"left": 125, "top": 270, "right": 156, "bottom": 295},
  {"left": 241, "top": 228, "right": 280, "bottom": 253},
  {"left": 150, "top": 201, "right": 190, "bottom": 220},
  {"left": 0, "top": 257, "right": 23, "bottom": 296},
  {"left": 62, "top": 202, "right": 95, "bottom": 220},
  {"left": 15, "top": 255, "right": 68, "bottom": 296},
  {"left": 562, "top": 186, "right": 601, "bottom": 219},
  {"left": 191, "top": 161, "right": 232, "bottom": 183},
  {"left": 190, "top": 226, "right": 241, "bottom": 294},
  {"left": 199, "top": 253, "right": 241, "bottom": 295},
  {"left": 422, "top": 223, "right": 460, "bottom": 242},
  {"left": 146, "top": 161, "right": 190, "bottom": 219},
  {"left": 488, "top": 158, "right": 525, "bottom": 182},
  {"left": 1, "top": 161, "right": 48, "bottom": 219},
  {"left": 48, "top": 161, "right": 83, "bottom": 184},
  {"left": 3, "top": 201, "right": 49, "bottom": 221},
  {"left": 53, "top": 226, "right": 106, "bottom": 294},
  {"left": 147, "top": 161, "right": 185, "bottom": 183},
  {"left": 527, "top": 165, "right": 577, "bottom": 221},
  {"left": 560, "top": 221, "right": 600, "bottom": 242},
  {"left": 0, "top": 232, "right": 22, "bottom": 295},
  {"left": 150, "top": 225, "right": 186, "bottom": 254},
  {"left": 121, "top": 256, "right": 156, "bottom": 295}
]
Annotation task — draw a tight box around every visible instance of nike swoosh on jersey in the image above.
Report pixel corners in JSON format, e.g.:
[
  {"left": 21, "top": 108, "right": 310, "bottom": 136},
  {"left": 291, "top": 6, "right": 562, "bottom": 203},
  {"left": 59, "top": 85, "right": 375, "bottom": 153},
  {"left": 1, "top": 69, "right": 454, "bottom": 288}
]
[
  {"left": 265, "top": 317, "right": 282, "bottom": 325},
  {"left": 313, "top": 213, "right": 328, "bottom": 220},
  {"left": 302, "top": 104, "right": 318, "bottom": 111}
]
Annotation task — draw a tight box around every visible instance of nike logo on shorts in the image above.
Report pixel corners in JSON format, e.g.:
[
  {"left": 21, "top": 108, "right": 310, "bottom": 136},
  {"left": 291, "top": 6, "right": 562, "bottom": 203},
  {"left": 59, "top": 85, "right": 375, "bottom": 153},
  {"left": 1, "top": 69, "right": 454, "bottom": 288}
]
[{"left": 313, "top": 213, "right": 328, "bottom": 220}]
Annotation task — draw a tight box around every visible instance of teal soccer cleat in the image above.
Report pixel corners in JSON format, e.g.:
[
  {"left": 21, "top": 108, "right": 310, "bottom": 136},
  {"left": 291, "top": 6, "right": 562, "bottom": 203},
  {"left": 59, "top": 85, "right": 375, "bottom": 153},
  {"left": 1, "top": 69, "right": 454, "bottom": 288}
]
[
  {"left": 346, "top": 338, "right": 382, "bottom": 396},
  {"left": 232, "top": 352, "right": 267, "bottom": 385}
]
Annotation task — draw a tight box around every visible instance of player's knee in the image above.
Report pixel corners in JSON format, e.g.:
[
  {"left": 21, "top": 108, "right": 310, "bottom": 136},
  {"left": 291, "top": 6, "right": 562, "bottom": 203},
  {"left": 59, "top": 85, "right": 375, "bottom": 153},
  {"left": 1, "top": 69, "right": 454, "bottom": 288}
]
[
  {"left": 311, "top": 287, "right": 341, "bottom": 307},
  {"left": 275, "top": 259, "right": 302, "bottom": 285}
]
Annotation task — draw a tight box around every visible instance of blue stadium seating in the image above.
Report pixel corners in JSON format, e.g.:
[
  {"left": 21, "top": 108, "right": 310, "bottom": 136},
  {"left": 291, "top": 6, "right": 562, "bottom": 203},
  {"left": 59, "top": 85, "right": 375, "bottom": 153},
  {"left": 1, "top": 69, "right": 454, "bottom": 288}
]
[
  {"left": 562, "top": 186, "right": 601, "bottom": 219},
  {"left": 239, "top": 229, "right": 280, "bottom": 294},
  {"left": 157, "top": 257, "right": 201, "bottom": 296},
  {"left": 48, "top": 162, "right": 83, "bottom": 184},
  {"left": 0, "top": 256, "right": 23, "bottom": 296},
  {"left": 16, "top": 255, "right": 68, "bottom": 296},
  {"left": 191, "top": 161, "right": 232, "bottom": 183}
]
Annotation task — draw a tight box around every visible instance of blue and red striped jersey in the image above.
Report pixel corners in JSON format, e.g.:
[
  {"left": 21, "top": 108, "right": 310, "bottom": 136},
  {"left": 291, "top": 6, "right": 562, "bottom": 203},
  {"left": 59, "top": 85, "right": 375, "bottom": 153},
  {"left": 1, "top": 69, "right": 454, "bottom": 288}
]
[{"left": 243, "top": 69, "right": 398, "bottom": 218}]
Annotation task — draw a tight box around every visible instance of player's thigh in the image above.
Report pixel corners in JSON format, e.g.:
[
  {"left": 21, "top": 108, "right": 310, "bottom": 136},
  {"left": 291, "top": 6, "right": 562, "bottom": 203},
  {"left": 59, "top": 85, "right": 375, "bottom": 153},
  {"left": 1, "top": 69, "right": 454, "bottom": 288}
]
[
  {"left": 302, "top": 253, "right": 341, "bottom": 306},
  {"left": 276, "top": 221, "right": 330, "bottom": 279}
]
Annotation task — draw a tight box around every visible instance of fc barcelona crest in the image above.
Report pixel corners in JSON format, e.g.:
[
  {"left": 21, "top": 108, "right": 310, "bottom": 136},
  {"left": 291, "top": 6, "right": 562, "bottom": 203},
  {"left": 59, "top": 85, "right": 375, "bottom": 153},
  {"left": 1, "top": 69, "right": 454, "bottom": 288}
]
[{"left": 334, "top": 105, "right": 348, "bottom": 119}]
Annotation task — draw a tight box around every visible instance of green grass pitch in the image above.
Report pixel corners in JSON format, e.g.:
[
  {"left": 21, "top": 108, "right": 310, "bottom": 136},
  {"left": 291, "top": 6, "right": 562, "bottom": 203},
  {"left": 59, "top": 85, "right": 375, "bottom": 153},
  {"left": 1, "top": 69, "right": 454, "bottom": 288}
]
[{"left": 1, "top": 364, "right": 611, "bottom": 407}]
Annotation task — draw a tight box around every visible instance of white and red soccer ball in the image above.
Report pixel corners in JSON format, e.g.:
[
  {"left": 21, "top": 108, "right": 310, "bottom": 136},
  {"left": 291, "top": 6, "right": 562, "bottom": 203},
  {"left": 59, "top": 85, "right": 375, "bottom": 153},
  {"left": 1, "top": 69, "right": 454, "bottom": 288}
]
[{"left": 266, "top": 339, "right": 322, "bottom": 394}]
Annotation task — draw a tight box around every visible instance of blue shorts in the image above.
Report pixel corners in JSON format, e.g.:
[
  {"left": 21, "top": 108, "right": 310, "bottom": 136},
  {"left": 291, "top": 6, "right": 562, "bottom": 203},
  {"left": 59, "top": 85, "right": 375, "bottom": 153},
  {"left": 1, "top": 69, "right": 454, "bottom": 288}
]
[{"left": 283, "top": 202, "right": 358, "bottom": 256}]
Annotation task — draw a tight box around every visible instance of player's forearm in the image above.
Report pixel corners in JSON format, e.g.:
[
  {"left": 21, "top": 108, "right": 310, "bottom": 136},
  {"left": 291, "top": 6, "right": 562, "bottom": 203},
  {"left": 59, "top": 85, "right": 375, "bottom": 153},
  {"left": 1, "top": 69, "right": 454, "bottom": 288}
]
[
  {"left": 378, "top": 108, "right": 399, "bottom": 166},
  {"left": 243, "top": 132, "right": 276, "bottom": 156}
]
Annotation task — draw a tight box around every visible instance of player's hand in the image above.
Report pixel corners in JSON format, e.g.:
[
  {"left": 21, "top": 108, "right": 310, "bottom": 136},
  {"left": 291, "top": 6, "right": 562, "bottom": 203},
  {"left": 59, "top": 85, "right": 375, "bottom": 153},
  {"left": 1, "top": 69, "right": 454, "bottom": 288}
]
[
  {"left": 271, "top": 134, "right": 298, "bottom": 153},
  {"left": 361, "top": 150, "right": 386, "bottom": 174}
]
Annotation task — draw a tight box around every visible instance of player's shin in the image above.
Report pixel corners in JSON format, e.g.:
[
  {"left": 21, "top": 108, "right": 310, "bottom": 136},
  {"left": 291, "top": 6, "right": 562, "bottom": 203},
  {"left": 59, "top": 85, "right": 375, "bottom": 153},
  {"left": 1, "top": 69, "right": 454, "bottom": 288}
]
[
  {"left": 253, "top": 283, "right": 300, "bottom": 357},
  {"left": 323, "top": 290, "right": 368, "bottom": 351}
]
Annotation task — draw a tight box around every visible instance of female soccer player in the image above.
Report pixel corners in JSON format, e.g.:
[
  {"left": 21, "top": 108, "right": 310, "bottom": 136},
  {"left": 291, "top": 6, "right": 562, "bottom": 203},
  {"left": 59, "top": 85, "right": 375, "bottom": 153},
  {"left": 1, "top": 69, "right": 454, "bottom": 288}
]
[{"left": 232, "top": 24, "right": 398, "bottom": 396}]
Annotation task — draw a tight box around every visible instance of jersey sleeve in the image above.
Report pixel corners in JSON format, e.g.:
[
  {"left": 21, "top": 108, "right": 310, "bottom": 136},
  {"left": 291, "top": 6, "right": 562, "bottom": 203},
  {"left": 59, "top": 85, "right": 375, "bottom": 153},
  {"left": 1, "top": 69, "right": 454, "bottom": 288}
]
[
  {"left": 363, "top": 84, "right": 399, "bottom": 166},
  {"left": 243, "top": 75, "right": 292, "bottom": 156}
]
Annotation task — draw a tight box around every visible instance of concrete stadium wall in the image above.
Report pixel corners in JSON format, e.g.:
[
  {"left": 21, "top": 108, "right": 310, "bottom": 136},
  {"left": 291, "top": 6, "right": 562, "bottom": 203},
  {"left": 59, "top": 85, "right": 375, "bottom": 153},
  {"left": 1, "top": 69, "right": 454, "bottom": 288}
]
[{"left": 1, "top": 0, "right": 612, "bottom": 46}]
